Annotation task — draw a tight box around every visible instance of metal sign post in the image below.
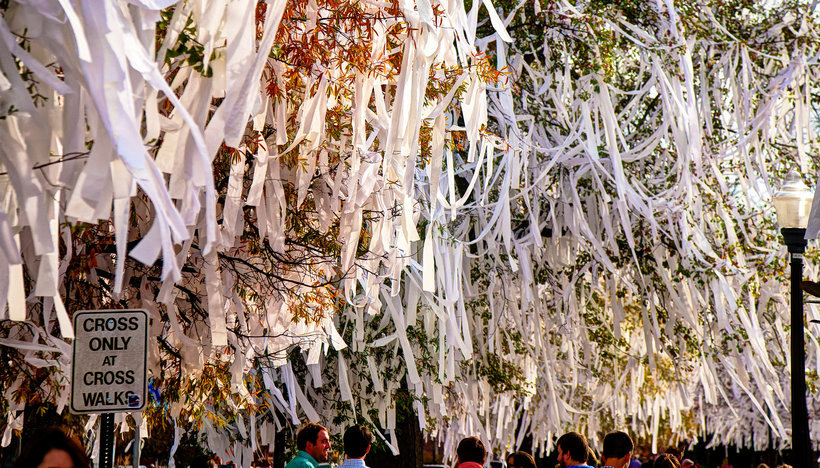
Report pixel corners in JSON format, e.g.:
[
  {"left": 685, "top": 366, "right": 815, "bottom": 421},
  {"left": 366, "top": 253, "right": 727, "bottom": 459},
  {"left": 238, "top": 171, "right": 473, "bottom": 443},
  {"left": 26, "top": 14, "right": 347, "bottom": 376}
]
[
  {"left": 132, "top": 433, "right": 141, "bottom": 468},
  {"left": 71, "top": 310, "right": 149, "bottom": 468},
  {"left": 100, "top": 413, "right": 115, "bottom": 468}
]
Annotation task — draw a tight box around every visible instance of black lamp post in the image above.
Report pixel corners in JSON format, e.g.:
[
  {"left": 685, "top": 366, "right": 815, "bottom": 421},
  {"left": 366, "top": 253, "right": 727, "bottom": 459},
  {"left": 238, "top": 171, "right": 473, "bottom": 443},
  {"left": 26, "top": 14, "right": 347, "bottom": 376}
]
[{"left": 773, "top": 168, "right": 814, "bottom": 468}]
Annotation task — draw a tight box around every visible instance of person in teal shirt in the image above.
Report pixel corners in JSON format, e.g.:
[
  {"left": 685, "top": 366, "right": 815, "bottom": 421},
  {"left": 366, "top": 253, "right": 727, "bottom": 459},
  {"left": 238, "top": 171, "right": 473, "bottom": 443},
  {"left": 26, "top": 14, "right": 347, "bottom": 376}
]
[{"left": 286, "top": 423, "right": 332, "bottom": 468}]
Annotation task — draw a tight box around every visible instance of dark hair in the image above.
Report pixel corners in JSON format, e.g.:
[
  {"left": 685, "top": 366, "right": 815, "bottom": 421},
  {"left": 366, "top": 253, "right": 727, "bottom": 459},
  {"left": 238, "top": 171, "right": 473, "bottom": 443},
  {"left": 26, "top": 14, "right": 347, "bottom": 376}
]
[
  {"left": 654, "top": 454, "right": 681, "bottom": 468},
  {"left": 602, "top": 431, "right": 634, "bottom": 459},
  {"left": 508, "top": 451, "right": 536, "bottom": 468},
  {"left": 190, "top": 454, "right": 215, "bottom": 468},
  {"left": 13, "top": 427, "right": 91, "bottom": 468},
  {"left": 457, "top": 437, "right": 487, "bottom": 464},
  {"left": 556, "top": 432, "right": 589, "bottom": 464},
  {"left": 343, "top": 425, "right": 372, "bottom": 458},
  {"left": 296, "top": 423, "right": 328, "bottom": 451},
  {"left": 664, "top": 447, "right": 682, "bottom": 461}
]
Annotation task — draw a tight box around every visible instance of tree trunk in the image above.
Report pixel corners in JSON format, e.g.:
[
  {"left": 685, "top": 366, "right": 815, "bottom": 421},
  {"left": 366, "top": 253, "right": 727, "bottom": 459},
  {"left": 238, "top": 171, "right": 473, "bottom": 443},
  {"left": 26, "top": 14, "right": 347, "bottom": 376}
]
[{"left": 366, "top": 394, "right": 423, "bottom": 468}]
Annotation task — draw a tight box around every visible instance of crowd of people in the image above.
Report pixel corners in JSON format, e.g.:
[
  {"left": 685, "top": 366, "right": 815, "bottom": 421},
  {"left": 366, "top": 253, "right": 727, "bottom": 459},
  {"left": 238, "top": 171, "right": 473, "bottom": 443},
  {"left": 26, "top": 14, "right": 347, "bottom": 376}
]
[
  {"left": 7, "top": 424, "right": 799, "bottom": 468},
  {"left": 283, "top": 424, "right": 792, "bottom": 468}
]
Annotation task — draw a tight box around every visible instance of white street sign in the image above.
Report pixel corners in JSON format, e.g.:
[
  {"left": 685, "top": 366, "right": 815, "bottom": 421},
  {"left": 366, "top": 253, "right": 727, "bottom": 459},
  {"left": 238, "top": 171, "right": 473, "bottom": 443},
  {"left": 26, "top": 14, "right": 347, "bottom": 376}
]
[{"left": 71, "top": 309, "right": 148, "bottom": 414}]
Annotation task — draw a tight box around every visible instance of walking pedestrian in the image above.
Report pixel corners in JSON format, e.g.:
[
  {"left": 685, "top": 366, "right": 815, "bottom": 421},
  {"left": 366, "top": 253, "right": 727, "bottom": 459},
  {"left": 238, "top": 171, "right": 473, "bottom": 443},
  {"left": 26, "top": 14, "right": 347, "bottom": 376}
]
[
  {"left": 338, "top": 425, "right": 372, "bottom": 468},
  {"left": 556, "top": 432, "right": 595, "bottom": 468},
  {"left": 600, "top": 431, "right": 633, "bottom": 468},
  {"left": 652, "top": 454, "right": 680, "bottom": 468},
  {"left": 285, "top": 423, "right": 332, "bottom": 468},
  {"left": 507, "top": 451, "right": 536, "bottom": 468},
  {"left": 456, "top": 437, "right": 487, "bottom": 468},
  {"left": 13, "top": 427, "right": 91, "bottom": 468}
]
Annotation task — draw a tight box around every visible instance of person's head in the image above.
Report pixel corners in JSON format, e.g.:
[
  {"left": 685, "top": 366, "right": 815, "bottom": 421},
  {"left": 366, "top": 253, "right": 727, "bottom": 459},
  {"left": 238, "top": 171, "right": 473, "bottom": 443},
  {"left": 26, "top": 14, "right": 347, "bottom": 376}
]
[
  {"left": 296, "top": 423, "right": 331, "bottom": 463},
  {"left": 457, "top": 437, "right": 487, "bottom": 464},
  {"left": 190, "top": 454, "right": 215, "bottom": 468},
  {"left": 556, "top": 432, "right": 589, "bottom": 468},
  {"left": 602, "top": 431, "right": 634, "bottom": 467},
  {"left": 682, "top": 460, "right": 695, "bottom": 468},
  {"left": 663, "top": 447, "right": 681, "bottom": 461},
  {"left": 653, "top": 454, "right": 681, "bottom": 468},
  {"left": 507, "top": 451, "right": 536, "bottom": 468},
  {"left": 343, "top": 425, "right": 372, "bottom": 459},
  {"left": 13, "top": 427, "right": 90, "bottom": 468}
]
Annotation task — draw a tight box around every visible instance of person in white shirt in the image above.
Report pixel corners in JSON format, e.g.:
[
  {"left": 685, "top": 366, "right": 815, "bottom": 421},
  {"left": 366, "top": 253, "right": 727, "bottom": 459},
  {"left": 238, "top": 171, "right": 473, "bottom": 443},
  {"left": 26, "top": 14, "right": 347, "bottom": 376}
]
[
  {"left": 600, "top": 431, "right": 634, "bottom": 468},
  {"left": 338, "top": 425, "right": 372, "bottom": 468}
]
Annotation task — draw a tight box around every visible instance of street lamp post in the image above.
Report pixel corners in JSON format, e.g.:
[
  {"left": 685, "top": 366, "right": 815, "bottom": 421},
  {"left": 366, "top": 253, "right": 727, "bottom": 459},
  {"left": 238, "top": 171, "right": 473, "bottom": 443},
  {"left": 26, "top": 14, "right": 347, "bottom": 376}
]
[{"left": 773, "top": 168, "right": 814, "bottom": 468}]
